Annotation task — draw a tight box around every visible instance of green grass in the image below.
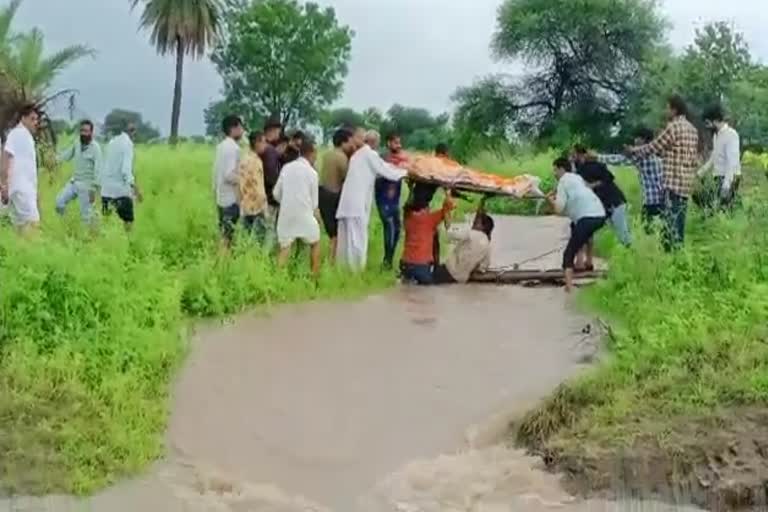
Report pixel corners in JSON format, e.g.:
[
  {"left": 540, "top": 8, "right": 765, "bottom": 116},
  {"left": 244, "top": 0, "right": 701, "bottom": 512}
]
[
  {"left": 513, "top": 159, "right": 768, "bottom": 463},
  {"left": 0, "top": 143, "right": 395, "bottom": 495}
]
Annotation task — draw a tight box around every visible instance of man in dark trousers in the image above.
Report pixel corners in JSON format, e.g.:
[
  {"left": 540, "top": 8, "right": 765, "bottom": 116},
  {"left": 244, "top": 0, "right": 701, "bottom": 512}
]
[
  {"left": 375, "top": 133, "right": 408, "bottom": 269},
  {"left": 259, "top": 117, "right": 283, "bottom": 239},
  {"left": 572, "top": 145, "right": 631, "bottom": 248}
]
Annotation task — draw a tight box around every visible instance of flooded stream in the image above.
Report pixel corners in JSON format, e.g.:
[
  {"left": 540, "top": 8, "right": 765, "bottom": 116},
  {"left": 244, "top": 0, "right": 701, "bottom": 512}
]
[{"left": 2, "top": 217, "right": 704, "bottom": 511}]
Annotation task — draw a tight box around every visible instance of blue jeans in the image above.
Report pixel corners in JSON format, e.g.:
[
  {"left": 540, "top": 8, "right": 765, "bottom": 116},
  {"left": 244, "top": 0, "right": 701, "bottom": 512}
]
[
  {"left": 608, "top": 203, "right": 632, "bottom": 247},
  {"left": 55, "top": 180, "right": 93, "bottom": 223},
  {"left": 401, "top": 263, "right": 433, "bottom": 285},
  {"left": 663, "top": 190, "right": 688, "bottom": 252},
  {"left": 378, "top": 204, "right": 401, "bottom": 268}
]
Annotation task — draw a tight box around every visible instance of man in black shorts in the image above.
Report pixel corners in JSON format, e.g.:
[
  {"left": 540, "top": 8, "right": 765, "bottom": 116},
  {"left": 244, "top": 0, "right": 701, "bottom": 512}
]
[
  {"left": 101, "top": 123, "right": 140, "bottom": 230},
  {"left": 318, "top": 128, "right": 355, "bottom": 262}
]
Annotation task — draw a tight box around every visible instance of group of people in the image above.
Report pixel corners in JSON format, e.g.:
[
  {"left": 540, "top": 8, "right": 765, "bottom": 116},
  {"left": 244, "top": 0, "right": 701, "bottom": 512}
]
[
  {"left": 0, "top": 104, "right": 142, "bottom": 234},
  {"left": 548, "top": 95, "right": 742, "bottom": 291},
  {"left": 212, "top": 115, "right": 494, "bottom": 284}
]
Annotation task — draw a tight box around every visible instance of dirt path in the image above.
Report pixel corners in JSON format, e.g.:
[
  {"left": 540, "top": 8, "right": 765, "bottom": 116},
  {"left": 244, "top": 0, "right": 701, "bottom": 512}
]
[{"left": 2, "top": 217, "right": 704, "bottom": 511}]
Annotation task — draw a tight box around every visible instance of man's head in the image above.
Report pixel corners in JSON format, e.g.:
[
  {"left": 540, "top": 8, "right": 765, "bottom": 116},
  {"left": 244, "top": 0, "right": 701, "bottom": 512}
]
[
  {"left": 125, "top": 122, "right": 137, "bottom": 140},
  {"left": 634, "top": 126, "right": 655, "bottom": 146},
  {"left": 666, "top": 95, "right": 689, "bottom": 120},
  {"left": 300, "top": 138, "right": 317, "bottom": 166},
  {"left": 332, "top": 128, "right": 354, "bottom": 155},
  {"left": 435, "top": 143, "right": 450, "bottom": 157},
  {"left": 553, "top": 157, "right": 571, "bottom": 179},
  {"left": 222, "top": 114, "right": 244, "bottom": 141},
  {"left": 571, "top": 144, "right": 588, "bottom": 165},
  {"left": 79, "top": 120, "right": 94, "bottom": 145},
  {"left": 352, "top": 126, "right": 366, "bottom": 150},
  {"left": 386, "top": 133, "right": 402, "bottom": 154},
  {"left": 703, "top": 104, "right": 726, "bottom": 131},
  {"left": 249, "top": 131, "right": 267, "bottom": 154},
  {"left": 290, "top": 130, "right": 305, "bottom": 149},
  {"left": 364, "top": 130, "right": 380, "bottom": 149},
  {"left": 264, "top": 117, "right": 282, "bottom": 143},
  {"left": 18, "top": 104, "right": 39, "bottom": 134},
  {"left": 473, "top": 212, "right": 495, "bottom": 239}
]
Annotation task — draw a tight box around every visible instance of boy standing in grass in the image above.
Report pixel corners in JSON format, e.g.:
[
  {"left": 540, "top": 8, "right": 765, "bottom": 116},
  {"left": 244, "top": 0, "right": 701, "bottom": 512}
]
[
  {"left": 695, "top": 105, "right": 741, "bottom": 212},
  {"left": 273, "top": 139, "right": 322, "bottom": 277},
  {"left": 238, "top": 131, "right": 268, "bottom": 242},
  {"left": 1, "top": 104, "right": 40, "bottom": 235},
  {"left": 101, "top": 122, "right": 141, "bottom": 231}
]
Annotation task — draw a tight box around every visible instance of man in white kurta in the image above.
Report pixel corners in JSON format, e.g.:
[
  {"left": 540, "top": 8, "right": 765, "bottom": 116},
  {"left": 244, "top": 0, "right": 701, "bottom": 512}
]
[
  {"left": 336, "top": 131, "right": 407, "bottom": 271},
  {"left": 273, "top": 142, "right": 322, "bottom": 276},
  {"left": 1, "top": 107, "right": 40, "bottom": 232}
]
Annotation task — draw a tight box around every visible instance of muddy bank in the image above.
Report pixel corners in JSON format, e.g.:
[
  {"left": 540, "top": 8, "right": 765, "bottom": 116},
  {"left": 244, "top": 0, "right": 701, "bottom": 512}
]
[{"left": 518, "top": 406, "right": 768, "bottom": 511}]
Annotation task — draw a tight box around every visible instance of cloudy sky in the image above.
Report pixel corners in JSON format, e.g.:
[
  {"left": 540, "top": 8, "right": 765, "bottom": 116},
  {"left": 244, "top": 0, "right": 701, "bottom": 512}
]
[{"left": 12, "top": 0, "right": 768, "bottom": 135}]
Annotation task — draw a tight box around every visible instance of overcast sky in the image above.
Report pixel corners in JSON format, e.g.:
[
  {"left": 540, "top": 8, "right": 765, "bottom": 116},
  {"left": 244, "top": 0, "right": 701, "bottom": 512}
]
[{"left": 12, "top": 0, "right": 768, "bottom": 135}]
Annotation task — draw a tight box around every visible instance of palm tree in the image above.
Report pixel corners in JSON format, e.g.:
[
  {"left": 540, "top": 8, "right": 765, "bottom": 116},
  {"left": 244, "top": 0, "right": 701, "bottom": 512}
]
[{"left": 130, "top": 0, "right": 224, "bottom": 145}]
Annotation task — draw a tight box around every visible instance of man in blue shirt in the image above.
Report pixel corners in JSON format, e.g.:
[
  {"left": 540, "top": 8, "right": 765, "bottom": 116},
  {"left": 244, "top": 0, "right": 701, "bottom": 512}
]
[{"left": 375, "top": 133, "right": 408, "bottom": 269}]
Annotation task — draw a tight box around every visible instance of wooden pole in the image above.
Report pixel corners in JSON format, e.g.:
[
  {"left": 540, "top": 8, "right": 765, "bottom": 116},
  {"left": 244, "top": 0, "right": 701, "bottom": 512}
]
[{"left": 469, "top": 269, "right": 606, "bottom": 284}]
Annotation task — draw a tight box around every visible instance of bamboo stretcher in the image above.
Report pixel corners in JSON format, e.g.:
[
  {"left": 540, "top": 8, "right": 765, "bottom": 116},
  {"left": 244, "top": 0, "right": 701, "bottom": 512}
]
[{"left": 469, "top": 268, "right": 607, "bottom": 285}]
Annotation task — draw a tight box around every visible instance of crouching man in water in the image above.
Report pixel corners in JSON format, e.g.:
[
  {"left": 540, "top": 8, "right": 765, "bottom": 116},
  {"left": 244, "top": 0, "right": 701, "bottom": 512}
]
[
  {"left": 432, "top": 203, "right": 494, "bottom": 284},
  {"left": 548, "top": 157, "right": 606, "bottom": 293},
  {"left": 400, "top": 185, "right": 454, "bottom": 285}
]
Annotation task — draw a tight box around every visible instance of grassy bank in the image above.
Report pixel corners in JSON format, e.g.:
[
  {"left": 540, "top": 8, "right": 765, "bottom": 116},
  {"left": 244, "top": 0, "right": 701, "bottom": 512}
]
[
  {"left": 0, "top": 144, "right": 394, "bottom": 495},
  {"left": 500, "top": 153, "right": 768, "bottom": 508}
]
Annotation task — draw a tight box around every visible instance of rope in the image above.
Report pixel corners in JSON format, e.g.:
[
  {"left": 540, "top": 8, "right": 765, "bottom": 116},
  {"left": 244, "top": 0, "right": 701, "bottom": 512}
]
[{"left": 496, "top": 244, "right": 566, "bottom": 271}]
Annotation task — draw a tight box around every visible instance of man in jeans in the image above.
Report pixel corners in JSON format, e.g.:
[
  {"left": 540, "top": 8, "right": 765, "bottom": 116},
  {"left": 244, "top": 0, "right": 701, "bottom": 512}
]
[
  {"left": 375, "top": 133, "right": 409, "bottom": 269},
  {"left": 596, "top": 127, "right": 665, "bottom": 233},
  {"left": 628, "top": 95, "right": 699, "bottom": 251},
  {"left": 572, "top": 145, "right": 631, "bottom": 247},
  {"left": 55, "top": 119, "right": 101, "bottom": 224},
  {"left": 212, "top": 115, "right": 244, "bottom": 247}
]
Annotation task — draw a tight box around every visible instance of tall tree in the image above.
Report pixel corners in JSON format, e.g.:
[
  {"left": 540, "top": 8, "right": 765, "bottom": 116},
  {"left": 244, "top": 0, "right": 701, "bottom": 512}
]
[
  {"left": 211, "top": 0, "right": 353, "bottom": 126},
  {"left": 130, "top": 0, "right": 224, "bottom": 145},
  {"left": 454, "top": 0, "right": 665, "bottom": 146},
  {"left": 104, "top": 109, "right": 161, "bottom": 143},
  {"left": 680, "top": 21, "right": 752, "bottom": 110}
]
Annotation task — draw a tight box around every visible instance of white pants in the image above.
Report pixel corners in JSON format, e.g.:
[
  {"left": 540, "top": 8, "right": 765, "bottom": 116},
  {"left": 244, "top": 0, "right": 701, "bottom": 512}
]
[
  {"left": 336, "top": 217, "right": 368, "bottom": 272},
  {"left": 9, "top": 190, "right": 40, "bottom": 226}
]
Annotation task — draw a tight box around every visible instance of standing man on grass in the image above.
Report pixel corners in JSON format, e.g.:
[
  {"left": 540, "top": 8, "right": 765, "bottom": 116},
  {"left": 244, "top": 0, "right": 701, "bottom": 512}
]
[
  {"left": 273, "top": 139, "right": 322, "bottom": 277},
  {"left": 101, "top": 122, "right": 141, "bottom": 231},
  {"left": 260, "top": 118, "right": 283, "bottom": 241},
  {"left": 55, "top": 119, "right": 101, "bottom": 225},
  {"left": 596, "top": 127, "right": 665, "bottom": 233},
  {"left": 336, "top": 130, "right": 408, "bottom": 271},
  {"left": 628, "top": 95, "right": 699, "bottom": 250},
  {"left": 375, "top": 133, "right": 409, "bottom": 269},
  {"left": 695, "top": 105, "right": 741, "bottom": 212},
  {"left": 319, "top": 128, "right": 354, "bottom": 263},
  {"left": 1, "top": 104, "right": 40, "bottom": 235},
  {"left": 212, "top": 115, "right": 244, "bottom": 246},
  {"left": 238, "top": 131, "right": 268, "bottom": 242}
]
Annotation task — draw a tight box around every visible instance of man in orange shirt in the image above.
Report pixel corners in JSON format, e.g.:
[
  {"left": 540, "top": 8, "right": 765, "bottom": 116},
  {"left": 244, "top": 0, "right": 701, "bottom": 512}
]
[{"left": 400, "top": 184, "right": 454, "bottom": 285}]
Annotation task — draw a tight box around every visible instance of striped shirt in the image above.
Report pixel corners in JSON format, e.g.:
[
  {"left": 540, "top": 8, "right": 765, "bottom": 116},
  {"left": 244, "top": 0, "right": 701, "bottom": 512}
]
[
  {"left": 598, "top": 153, "right": 664, "bottom": 206},
  {"left": 632, "top": 116, "right": 699, "bottom": 198}
]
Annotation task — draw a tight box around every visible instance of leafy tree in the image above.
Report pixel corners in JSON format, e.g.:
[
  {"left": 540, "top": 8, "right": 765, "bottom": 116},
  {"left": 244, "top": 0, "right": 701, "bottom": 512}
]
[
  {"left": 203, "top": 97, "right": 262, "bottom": 137},
  {"left": 318, "top": 107, "right": 365, "bottom": 141},
  {"left": 130, "top": 0, "right": 224, "bottom": 145},
  {"left": 211, "top": 0, "right": 353, "bottom": 126},
  {"left": 454, "top": 0, "right": 665, "bottom": 146},
  {"left": 361, "top": 107, "right": 385, "bottom": 130},
  {"left": 104, "top": 109, "right": 161, "bottom": 143},
  {"left": 680, "top": 21, "right": 752, "bottom": 110},
  {"left": 729, "top": 66, "right": 768, "bottom": 150}
]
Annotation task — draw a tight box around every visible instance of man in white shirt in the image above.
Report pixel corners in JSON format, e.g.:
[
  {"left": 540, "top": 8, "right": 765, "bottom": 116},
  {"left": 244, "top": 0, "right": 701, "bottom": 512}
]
[
  {"left": 273, "top": 139, "right": 322, "bottom": 276},
  {"left": 433, "top": 202, "right": 494, "bottom": 285},
  {"left": 696, "top": 105, "right": 741, "bottom": 211},
  {"left": 1, "top": 104, "right": 40, "bottom": 233},
  {"left": 101, "top": 122, "right": 141, "bottom": 230},
  {"left": 212, "top": 115, "right": 244, "bottom": 246},
  {"left": 336, "top": 130, "right": 408, "bottom": 271}
]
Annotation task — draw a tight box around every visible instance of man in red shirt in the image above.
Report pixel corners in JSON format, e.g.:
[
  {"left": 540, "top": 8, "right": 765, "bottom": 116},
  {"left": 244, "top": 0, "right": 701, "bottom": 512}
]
[{"left": 400, "top": 185, "right": 454, "bottom": 285}]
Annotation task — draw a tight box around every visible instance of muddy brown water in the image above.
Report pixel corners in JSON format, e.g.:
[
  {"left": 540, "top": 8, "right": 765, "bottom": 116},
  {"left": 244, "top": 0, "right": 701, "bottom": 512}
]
[{"left": 2, "top": 217, "right": 704, "bottom": 511}]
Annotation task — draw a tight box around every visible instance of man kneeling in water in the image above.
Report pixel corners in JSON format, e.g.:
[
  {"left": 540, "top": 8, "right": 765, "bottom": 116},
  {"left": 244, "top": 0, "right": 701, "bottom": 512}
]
[{"left": 432, "top": 203, "right": 494, "bottom": 284}]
